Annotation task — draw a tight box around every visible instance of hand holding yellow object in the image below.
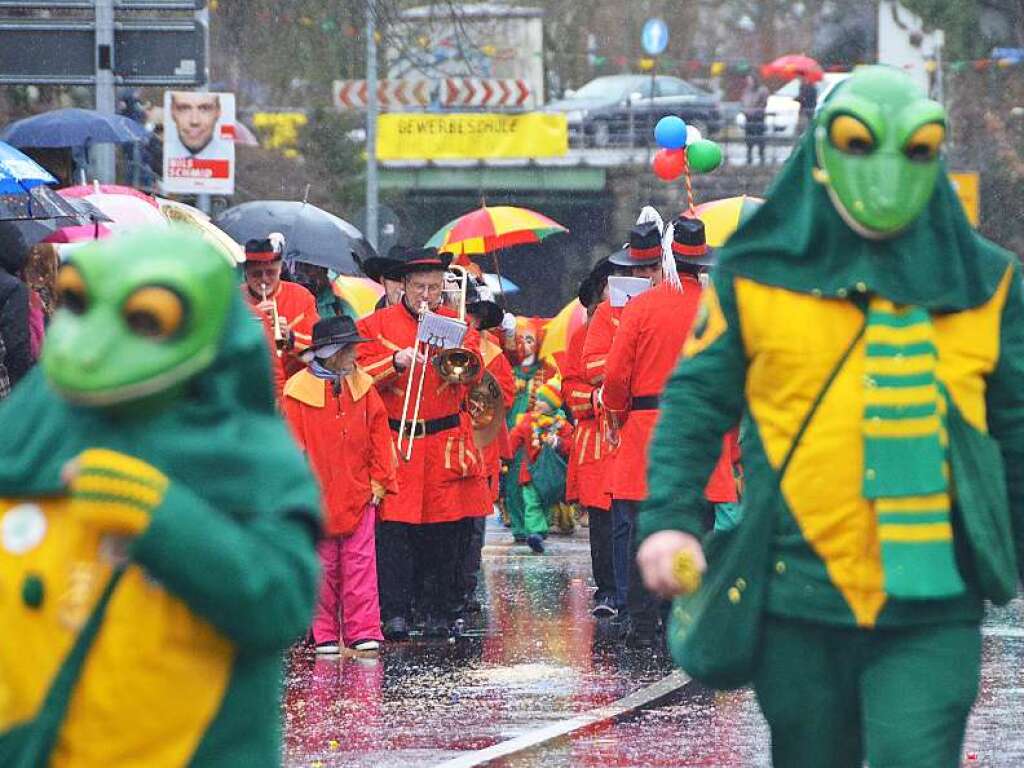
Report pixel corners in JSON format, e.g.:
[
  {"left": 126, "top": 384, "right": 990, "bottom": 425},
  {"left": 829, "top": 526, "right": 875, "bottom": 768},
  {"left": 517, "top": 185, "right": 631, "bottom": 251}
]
[{"left": 672, "top": 550, "right": 703, "bottom": 594}]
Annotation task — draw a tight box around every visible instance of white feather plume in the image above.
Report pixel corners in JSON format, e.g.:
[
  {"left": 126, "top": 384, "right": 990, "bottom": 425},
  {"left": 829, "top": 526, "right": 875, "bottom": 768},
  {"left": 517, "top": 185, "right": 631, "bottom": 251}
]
[
  {"left": 267, "top": 231, "right": 287, "bottom": 255},
  {"left": 635, "top": 205, "right": 664, "bottom": 232},
  {"left": 660, "top": 220, "right": 683, "bottom": 292}
]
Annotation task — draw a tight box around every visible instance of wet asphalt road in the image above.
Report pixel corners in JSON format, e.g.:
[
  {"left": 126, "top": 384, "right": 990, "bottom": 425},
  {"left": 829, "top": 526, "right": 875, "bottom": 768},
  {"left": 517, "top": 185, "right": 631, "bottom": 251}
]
[{"left": 282, "top": 518, "right": 1024, "bottom": 768}]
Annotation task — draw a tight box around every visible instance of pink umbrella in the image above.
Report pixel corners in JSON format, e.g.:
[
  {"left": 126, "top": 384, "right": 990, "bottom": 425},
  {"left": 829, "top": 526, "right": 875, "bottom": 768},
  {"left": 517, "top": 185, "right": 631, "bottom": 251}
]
[
  {"left": 58, "top": 184, "right": 166, "bottom": 231},
  {"left": 42, "top": 223, "right": 113, "bottom": 243}
]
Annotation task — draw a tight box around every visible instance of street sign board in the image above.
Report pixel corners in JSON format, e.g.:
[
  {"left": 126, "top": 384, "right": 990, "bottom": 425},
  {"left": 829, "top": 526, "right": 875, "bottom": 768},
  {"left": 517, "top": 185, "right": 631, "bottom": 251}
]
[
  {"left": 642, "top": 18, "right": 669, "bottom": 57},
  {"left": 0, "top": 19, "right": 206, "bottom": 86}
]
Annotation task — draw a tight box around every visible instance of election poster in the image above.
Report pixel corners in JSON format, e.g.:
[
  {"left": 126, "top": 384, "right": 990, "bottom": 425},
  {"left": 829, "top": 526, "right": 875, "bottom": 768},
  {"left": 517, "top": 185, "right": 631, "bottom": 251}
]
[{"left": 162, "top": 91, "right": 236, "bottom": 195}]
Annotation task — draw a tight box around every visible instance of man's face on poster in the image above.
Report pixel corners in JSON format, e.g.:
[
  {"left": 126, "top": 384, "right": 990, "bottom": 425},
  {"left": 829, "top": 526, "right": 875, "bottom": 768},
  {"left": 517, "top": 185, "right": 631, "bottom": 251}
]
[{"left": 170, "top": 93, "right": 221, "bottom": 154}]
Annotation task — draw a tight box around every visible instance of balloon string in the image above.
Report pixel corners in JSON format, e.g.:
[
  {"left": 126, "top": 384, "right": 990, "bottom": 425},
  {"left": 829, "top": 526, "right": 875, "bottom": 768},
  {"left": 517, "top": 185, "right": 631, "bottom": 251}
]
[{"left": 682, "top": 154, "right": 696, "bottom": 215}]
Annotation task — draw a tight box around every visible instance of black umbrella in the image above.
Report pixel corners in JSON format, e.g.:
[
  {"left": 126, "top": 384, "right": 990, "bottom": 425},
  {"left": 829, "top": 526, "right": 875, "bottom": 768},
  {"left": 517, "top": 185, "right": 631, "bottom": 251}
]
[
  {"left": 214, "top": 200, "right": 373, "bottom": 276},
  {"left": 0, "top": 185, "right": 82, "bottom": 222},
  {"left": 0, "top": 197, "right": 111, "bottom": 253}
]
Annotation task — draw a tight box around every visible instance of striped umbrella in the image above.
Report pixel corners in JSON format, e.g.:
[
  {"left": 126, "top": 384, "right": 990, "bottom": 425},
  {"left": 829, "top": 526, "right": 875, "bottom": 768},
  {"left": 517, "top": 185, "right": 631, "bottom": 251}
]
[
  {"left": 691, "top": 195, "right": 764, "bottom": 247},
  {"left": 540, "top": 299, "right": 587, "bottom": 371},
  {"left": 426, "top": 205, "right": 568, "bottom": 255},
  {"left": 333, "top": 275, "right": 384, "bottom": 319}
]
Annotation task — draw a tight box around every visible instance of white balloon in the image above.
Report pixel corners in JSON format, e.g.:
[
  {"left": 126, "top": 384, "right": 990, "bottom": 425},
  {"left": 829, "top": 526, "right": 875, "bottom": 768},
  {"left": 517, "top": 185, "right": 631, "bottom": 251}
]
[{"left": 686, "top": 125, "right": 703, "bottom": 144}]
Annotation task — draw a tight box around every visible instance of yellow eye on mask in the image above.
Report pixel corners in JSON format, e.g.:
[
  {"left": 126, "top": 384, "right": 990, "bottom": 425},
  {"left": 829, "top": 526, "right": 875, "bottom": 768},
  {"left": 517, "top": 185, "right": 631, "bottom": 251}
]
[
  {"left": 123, "top": 286, "right": 186, "bottom": 340},
  {"left": 904, "top": 123, "right": 945, "bottom": 163},
  {"left": 829, "top": 115, "right": 875, "bottom": 155}
]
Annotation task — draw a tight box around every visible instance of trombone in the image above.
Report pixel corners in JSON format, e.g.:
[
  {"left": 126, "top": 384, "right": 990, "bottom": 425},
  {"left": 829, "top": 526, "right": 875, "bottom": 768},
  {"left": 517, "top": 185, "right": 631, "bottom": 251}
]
[{"left": 395, "top": 265, "right": 483, "bottom": 461}]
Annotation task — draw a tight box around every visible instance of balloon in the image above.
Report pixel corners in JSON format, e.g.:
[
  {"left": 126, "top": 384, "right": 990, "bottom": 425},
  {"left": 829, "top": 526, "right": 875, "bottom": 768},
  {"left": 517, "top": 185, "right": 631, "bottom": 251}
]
[
  {"left": 686, "top": 125, "right": 703, "bottom": 145},
  {"left": 686, "top": 140, "right": 723, "bottom": 173},
  {"left": 654, "top": 116, "right": 687, "bottom": 149},
  {"left": 652, "top": 148, "right": 686, "bottom": 181}
]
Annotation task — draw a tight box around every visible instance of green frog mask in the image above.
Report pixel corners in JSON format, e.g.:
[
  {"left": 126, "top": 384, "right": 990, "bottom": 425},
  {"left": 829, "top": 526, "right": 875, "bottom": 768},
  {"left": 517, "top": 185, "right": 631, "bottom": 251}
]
[
  {"left": 814, "top": 66, "right": 947, "bottom": 239},
  {"left": 41, "top": 228, "right": 234, "bottom": 407}
]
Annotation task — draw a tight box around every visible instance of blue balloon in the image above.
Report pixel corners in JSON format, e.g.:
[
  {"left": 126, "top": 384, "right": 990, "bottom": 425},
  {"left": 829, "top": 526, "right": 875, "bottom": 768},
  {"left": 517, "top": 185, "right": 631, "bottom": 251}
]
[{"left": 655, "top": 116, "right": 688, "bottom": 149}]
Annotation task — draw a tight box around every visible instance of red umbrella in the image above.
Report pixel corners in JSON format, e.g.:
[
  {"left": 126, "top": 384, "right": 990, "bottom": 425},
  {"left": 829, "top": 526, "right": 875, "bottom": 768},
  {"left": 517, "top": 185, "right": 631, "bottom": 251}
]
[{"left": 761, "top": 54, "right": 823, "bottom": 83}]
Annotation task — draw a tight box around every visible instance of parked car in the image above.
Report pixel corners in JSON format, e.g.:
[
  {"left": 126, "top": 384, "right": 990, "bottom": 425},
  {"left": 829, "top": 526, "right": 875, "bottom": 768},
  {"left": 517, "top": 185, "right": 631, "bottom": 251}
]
[
  {"left": 546, "top": 74, "right": 723, "bottom": 148},
  {"left": 763, "top": 72, "right": 851, "bottom": 137}
]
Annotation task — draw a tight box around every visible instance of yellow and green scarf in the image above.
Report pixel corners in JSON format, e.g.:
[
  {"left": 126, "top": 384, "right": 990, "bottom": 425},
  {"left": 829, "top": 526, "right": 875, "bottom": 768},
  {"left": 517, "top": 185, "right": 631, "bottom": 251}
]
[{"left": 863, "top": 298, "right": 965, "bottom": 598}]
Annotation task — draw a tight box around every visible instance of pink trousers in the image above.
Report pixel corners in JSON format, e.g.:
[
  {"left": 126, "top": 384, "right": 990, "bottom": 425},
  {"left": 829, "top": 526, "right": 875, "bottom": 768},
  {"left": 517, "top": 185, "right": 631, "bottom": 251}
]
[{"left": 312, "top": 506, "right": 384, "bottom": 646}]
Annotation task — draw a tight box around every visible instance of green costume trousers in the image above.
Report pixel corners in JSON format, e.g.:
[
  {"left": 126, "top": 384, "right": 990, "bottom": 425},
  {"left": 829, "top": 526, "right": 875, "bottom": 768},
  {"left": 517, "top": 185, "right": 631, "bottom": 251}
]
[
  {"left": 506, "top": 452, "right": 527, "bottom": 538},
  {"left": 754, "top": 616, "right": 980, "bottom": 768},
  {"left": 521, "top": 483, "right": 550, "bottom": 537}
]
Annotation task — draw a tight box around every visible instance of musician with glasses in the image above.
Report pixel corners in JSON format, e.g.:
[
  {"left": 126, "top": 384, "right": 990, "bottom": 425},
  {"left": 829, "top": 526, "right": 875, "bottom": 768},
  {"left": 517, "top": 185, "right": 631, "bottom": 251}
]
[
  {"left": 241, "top": 235, "right": 318, "bottom": 400},
  {"left": 357, "top": 247, "right": 490, "bottom": 641}
]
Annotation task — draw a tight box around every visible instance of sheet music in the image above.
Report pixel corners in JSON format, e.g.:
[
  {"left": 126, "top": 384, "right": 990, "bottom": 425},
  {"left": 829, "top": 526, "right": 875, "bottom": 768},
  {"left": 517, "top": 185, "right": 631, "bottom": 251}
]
[
  {"left": 417, "top": 312, "right": 468, "bottom": 349},
  {"left": 608, "top": 276, "right": 652, "bottom": 308}
]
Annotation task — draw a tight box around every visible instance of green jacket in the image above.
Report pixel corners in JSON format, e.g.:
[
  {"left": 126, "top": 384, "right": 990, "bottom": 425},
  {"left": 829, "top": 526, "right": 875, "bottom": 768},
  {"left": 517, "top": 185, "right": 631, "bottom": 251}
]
[{"left": 639, "top": 261, "right": 1024, "bottom": 629}]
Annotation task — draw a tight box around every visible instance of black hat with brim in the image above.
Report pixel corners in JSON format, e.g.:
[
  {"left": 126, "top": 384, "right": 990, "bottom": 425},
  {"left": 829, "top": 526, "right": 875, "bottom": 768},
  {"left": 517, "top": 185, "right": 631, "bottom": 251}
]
[
  {"left": 357, "top": 255, "right": 404, "bottom": 283},
  {"left": 671, "top": 216, "right": 715, "bottom": 267},
  {"left": 392, "top": 246, "right": 452, "bottom": 277},
  {"left": 299, "top": 315, "right": 370, "bottom": 363}
]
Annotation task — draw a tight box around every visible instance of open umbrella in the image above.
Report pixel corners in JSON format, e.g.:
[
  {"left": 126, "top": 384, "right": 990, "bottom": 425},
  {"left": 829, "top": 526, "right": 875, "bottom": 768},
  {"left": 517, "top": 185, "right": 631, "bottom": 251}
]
[
  {"left": 761, "top": 54, "right": 823, "bottom": 83},
  {"left": 214, "top": 201, "right": 370, "bottom": 276},
  {"left": 0, "top": 108, "right": 150, "bottom": 149},
  {"left": 58, "top": 184, "right": 165, "bottom": 231},
  {"left": 692, "top": 195, "right": 764, "bottom": 247},
  {"left": 426, "top": 205, "right": 568, "bottom": 255},
  {"left": 540, "top": 299, "right": 587, "bottom": 371},
  {"left": 0, "top": 140, "right": 56, "bottom": 193},
  {"left": 333, "top": 275, "right": 384, "bottom": 318},
  {"left": 157, "top": 198, "right": 244, "bottom": 266}
]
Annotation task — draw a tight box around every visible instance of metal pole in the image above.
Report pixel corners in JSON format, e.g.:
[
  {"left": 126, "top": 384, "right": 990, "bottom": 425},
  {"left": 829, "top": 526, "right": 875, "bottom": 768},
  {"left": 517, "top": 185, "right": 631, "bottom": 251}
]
[
  {"left": 93, "top": 0, "right": 116, "bottom": 182},
  {"left": 365, "top": 0, "right": 379, "bottom": 249},
  {"left": 195, "top": 3, "right": 212, "bottom": 214}
]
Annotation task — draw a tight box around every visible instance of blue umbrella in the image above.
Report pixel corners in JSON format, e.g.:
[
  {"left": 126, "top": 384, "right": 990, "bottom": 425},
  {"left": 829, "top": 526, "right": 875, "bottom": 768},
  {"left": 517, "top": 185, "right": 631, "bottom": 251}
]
[
  {"left": 0, "top": 140, "right": 56, "bottom": 194},
  {"left": 0, "top": 108, "right": 149, "bottom": 149}
]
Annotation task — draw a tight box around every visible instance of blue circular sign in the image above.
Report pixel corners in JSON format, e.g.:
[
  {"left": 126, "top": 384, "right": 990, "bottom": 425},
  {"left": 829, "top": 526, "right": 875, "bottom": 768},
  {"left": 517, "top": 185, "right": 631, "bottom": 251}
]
[{"left": 642, "top": 18, "right": 669, "bottom": 57}]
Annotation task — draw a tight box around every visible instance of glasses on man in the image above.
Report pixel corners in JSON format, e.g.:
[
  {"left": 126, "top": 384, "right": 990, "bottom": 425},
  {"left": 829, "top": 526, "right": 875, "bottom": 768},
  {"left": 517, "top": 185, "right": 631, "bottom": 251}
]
[{"left": 246, "top": 266, "right": 281, "bottom": 279}]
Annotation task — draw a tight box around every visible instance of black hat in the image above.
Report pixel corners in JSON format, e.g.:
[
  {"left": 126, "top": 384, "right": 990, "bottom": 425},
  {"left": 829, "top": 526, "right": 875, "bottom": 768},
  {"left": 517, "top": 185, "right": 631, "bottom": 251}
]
[
  {"left": 392, "top": 246, "right": 452, "bottom": 277},
  {"left": 577, "top": 257, "right": 613, "bottom": 307},
  {"left": 670, "top": 216, "right": 714, "bottom": 267},
  {"left": 244, "top": 236, "right": 284, "bottom": 263},
  {"left": 609, "top": 221, "right": 662, "bottom": 267},
  {"left": 300, "top": 315, "right": 369, "bottom": 363},
  {"left": 357, "top": 245, "right": 404, "bottom": 284},
  {"left": 466, "top": 279, "right": 503, "bottom": 330}
]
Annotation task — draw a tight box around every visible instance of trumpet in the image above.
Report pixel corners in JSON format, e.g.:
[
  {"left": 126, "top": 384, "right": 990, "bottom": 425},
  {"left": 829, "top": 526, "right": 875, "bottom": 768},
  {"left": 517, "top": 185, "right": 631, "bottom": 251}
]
[
  {"left": 261, "top": 282, "right": 285, "bottom": 356},
  {"left": 395, "top": 266, "right": 483, "bottom": 461}
]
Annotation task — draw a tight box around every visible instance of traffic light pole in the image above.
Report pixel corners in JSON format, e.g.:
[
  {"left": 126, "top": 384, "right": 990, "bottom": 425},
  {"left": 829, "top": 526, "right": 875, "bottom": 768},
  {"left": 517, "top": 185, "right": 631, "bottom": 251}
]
[{"left": 93, "top": 0, "right": 116, "bottom": 182}]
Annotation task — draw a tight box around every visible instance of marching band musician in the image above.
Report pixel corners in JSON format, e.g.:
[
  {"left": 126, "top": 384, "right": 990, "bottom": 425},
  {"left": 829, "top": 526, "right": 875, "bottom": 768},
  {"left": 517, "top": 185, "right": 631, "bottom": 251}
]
[
  {"left": 356, "top": 247, "right": 491, "bottom": 641},
  {"left": 241, "top": 235, "right": 318, "bottom": 399},
  {"left": 581, "top": 217, "right": 663, "bottom": 618},
  {"left": 562, "top": 259, "right": 617, "bottom": 618},
  {"left": 602, "top": 216, "right": 738, "bottom": 649}
]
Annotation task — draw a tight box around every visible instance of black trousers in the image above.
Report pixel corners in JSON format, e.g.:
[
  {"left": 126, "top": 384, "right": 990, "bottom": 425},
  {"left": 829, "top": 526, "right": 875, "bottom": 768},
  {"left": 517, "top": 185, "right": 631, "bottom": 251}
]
[
  {"left": 618, "top": 499, "right": 662, "bottom": 635},
  {"left": 377, "top": 520, "right": 461, "bottom": 622},
  {"left": 458, "top": 516, "right": 487, "bottom": 599},
  {"left": 588, "top": 506, "right": 615, "bottom": 601}
]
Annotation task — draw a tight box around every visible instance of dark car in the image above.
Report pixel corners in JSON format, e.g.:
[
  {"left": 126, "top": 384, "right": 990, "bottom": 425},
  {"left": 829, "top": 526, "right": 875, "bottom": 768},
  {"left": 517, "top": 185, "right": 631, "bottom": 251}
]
[{"left": 545, "top": 74, "right": 722, "bottom": 148}]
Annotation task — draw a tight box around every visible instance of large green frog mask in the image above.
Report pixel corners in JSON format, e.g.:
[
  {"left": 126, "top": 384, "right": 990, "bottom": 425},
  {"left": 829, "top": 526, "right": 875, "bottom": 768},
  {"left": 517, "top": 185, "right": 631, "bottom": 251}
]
[
  {"left": 814, "top": 66, "right": 947, "bottom": 239},
  {"left": 41, "top": 228, "right": 234, "bottom": 407}
]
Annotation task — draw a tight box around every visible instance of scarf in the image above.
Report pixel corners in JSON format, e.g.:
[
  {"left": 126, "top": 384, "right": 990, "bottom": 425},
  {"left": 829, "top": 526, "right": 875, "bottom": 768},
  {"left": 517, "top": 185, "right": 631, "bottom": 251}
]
[{"left": 863, "top": 296, "right": 965, "bottom": 598}]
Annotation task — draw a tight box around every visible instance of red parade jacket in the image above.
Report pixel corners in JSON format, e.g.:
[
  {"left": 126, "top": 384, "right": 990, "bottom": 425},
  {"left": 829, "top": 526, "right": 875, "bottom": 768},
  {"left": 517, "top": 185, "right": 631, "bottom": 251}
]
[
  {"left": 480, "top": 332, "right": 516, "bottom": 502},
  {"left": 357, "top": 301, "right": 492, "bottom": 524},
  {"left": 507, "top": 411, "right": 573, "bottom": 485},
  {"left": 603, "top": 278, "right": 738, "bottom": 503},
  {"left": 242, "top": 280, "right": 318, "bottom": 400},
  {"left": 283, "top": 368, "right": 398, "bottom": 536}
]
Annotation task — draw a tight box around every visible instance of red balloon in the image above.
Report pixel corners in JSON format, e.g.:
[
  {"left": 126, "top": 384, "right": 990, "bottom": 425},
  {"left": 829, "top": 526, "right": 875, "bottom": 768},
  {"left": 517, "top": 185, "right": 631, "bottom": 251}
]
[{"left": 652, "top": 148, "right": 686, "bottom": 181}]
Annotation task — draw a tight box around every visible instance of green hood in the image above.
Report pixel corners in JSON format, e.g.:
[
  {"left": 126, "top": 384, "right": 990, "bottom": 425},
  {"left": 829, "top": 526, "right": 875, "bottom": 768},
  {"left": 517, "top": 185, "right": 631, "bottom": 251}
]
[
  {"left": 715, "top": 127, "right": 1013, "bottom": 312},
  {"left": 0, "top": 277, "right": 318, "bottom": 524}
]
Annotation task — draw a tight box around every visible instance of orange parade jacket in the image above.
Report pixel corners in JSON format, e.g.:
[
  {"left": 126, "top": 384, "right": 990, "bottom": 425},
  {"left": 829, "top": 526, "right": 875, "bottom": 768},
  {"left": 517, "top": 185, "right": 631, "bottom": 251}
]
[
  {"left": 603, "top": 278, "right": 738, "bottom": 503},
  {"left": 282, "top": 368, "right": 398, "bottom": 537},
  {"left": 561, "top": 321, "right": 612, "bottom": 511},
  {"left": 580, "top": 299, "right": 624, "bottom": 499},
  {"left": 242, "top": 280, "right": 318, "bottom": 399},
  {"left": 356, "top": 301, "right": 492, "bottom": 524},
  {"left": 480, "top": 332, "right": 516, "bottom": 502}
]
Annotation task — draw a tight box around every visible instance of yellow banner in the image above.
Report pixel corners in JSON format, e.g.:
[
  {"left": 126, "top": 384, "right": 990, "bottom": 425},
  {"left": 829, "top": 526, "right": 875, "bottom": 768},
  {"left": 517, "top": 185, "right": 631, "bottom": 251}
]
[
  {"left": 377, "top": 113, "right": 568, "bottom": 160},
  {"left": 949, "top": 171, "right": 980, "bottom": 227}
]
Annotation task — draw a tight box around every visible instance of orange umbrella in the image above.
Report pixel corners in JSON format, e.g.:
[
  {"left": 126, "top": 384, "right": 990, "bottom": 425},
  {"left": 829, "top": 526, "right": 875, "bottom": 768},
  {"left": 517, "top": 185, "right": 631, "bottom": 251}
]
[
  {"left": 540, "top": 299, "right": 587, "bottom": 371},
  {"left": 691, "top": 195, "right": 764, "bottom": 247},
  {"left": 427, "top": 205, "right": 568, "bottom": 255},
  {"left": 332, "top": 275, "right": 383, "bottom": 319}
]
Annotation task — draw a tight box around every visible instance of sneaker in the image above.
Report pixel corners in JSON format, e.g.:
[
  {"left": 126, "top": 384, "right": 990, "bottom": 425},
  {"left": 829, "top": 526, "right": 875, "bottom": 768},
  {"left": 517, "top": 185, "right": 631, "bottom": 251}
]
[
  {"left": 526, "top": 533, "right": 545, "bottom": 554},
  {"left": 423, "top": 614, "right": 450, "bottom": 639},
  {"left": 315, "top": 641, "right": 340, "bottom": 655},
  {"left": 382, "top": 616, "right": 410, "bottom": 641},
  {"left": 349, "top": 639, "right": 380, "bottom": 653},
  {"left": 591, "top": 596, "right": 618, "bottom": 619}
]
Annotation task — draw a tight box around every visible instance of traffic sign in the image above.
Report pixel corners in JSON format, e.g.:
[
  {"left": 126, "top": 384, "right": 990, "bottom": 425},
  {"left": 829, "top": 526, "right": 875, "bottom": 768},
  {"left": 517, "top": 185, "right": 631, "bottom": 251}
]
[
  {"left": 642, "top": 18, "right": 669, "bottom": 57},
  {"left": 334, "top": 78, "right": 532, "bottom": 111}
]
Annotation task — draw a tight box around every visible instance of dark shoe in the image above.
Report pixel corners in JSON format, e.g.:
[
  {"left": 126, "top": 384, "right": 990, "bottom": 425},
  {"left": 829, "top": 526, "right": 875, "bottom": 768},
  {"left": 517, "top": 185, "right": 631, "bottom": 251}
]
[
  {"left": 464, "top": 597, "right": 482, "bottom": 614},
  {"left": 625, "top": 625, "right": 657, "bottom": 650},
  {"left": 526, "top": 533, "right": 545, "bottom": 554},
  {"left": 382, "top": 616, "right": 410, "bottom": 641},
  {"left": 591, "top": 596, "right": 618, "bottom": 619},
  {"left": 423, "top": 614, "right": 450, "bottom": 639}
]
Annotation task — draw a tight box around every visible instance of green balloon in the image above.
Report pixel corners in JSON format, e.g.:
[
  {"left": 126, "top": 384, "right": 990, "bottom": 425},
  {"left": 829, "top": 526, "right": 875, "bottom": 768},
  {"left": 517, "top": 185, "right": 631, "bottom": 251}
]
[{"left": 687, "top": 140, "right": 723, "bottom": 173}]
